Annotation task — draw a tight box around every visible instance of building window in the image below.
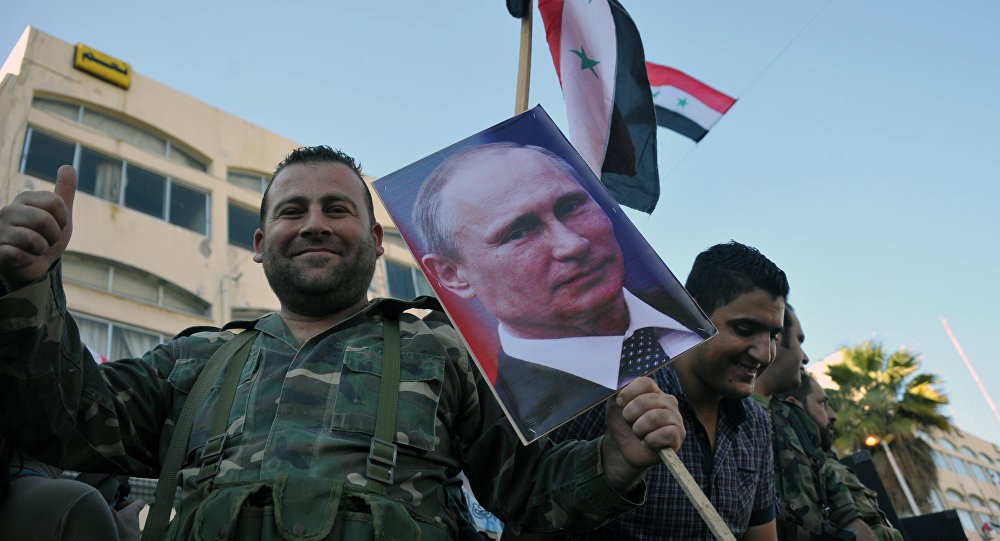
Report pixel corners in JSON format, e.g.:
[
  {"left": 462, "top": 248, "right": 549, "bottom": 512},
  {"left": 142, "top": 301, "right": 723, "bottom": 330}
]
[
  {"left": 981, "top": 453, "right": 995, "bottom": 466},
  {"left": 931, "top": 450, "right": 952, "bottom": 471},
  {"left": 227, "top": 170, "right": 269, "bottom": 193},
  {"left": 971, "top": 495, "right": 986, "bottom": 508},
  {"left": 961, "top": 446, "right": 977, "bottom": 458},
  {"left": 231, "top": 307, "right": 271, "bottom": 321},
  {"left": 32, "top": 96, "right": 208, "bottom": 172},
  {"left": 82, "top": 106, "right": 167, "bottom": 156},
  {"left": 950, "top": 456, "right": 971, "bottom": 477},
  {"left": 33, "top": 95, "right": 81, "bottom": 121},
  {"left": 228, "top": 202, "right": 258, "bottom": 251},
  {"left": 971, "top": 463, "right": 991, "bottom": 483},
  {"left": 73, "top": 311, "right": 165, "bottom": 360},
  {"left": 385, "top": 259, "right": 434, "bottom": 300},
  {"left": 21, "top": 127, "right": 210, "bottom": 236},
  {"left": 62, "top": 253, "right": 211, "bottom": 318},
  {"left": 169, "top": 181, "right": 209, "bottom": 234},
  {"left": 78, "top": 146, "right": 123, "bottom": 201},
  {"left": 939, "top": 438, "right": 958, "bottom": 451},
  {"left": 946, "top": 489, "right": 966, "bottom": 503},
  {"left": 124, "top": 163, "right": 167, "bottom": 218},
  {"left": 382, "top": 230, "right": 409, "bottom": 252},
  {"left": 21, "top": 130, "right": 75, "bottom": 182},
  {"left": 956, "top": 509, "right": 976, "bottom": 532}
]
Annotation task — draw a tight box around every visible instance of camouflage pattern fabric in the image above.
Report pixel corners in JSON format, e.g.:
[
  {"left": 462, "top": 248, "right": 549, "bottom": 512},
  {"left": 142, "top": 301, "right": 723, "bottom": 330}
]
[
  {"left": 0, "top": 264, "right": 643, "bottom": 538},
  {"left": 757, "top": 396, "right": 862, "bottom": 541},
  {"left": 825, "top": 454, "right": 904, "bottom": 541}
]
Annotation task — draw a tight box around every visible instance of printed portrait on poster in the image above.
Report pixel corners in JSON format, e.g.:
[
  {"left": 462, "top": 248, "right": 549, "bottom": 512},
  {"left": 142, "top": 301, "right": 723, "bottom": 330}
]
[{"left": 374, "top": 105, "right": 715, "bottom": 443}]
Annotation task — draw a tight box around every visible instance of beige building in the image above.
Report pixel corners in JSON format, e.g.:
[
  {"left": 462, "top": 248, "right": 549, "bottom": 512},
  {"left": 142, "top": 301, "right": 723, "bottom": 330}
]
[
  {"left": 0, "top": 26, "right": 430, "bottom": 362},
  {"left": 810, "top": 354, "right": 1000, "bottom": 540},
  {"left": 920, "top": 427, "right": 1000, "bottom": 539}
]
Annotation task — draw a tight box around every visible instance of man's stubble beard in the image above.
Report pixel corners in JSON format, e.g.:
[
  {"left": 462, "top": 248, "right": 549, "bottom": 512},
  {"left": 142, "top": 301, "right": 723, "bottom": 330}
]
[{"left": 261, "top": 234, "right": 378, "bottom": 317}]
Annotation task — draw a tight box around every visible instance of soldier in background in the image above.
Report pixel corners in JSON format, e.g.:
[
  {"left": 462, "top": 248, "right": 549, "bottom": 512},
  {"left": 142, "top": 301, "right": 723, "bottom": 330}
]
[
  {"left": 785, "top": 372, "right": 904, "bottom": 541},
  {"left": 760, "top": 307, "right": 877, "bottom": 541}
]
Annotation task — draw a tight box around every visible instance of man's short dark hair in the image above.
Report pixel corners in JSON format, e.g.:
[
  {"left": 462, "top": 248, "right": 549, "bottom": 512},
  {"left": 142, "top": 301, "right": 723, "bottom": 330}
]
[
  {"left": 783, "top": 369, "right": 814, "bottom": 404},
  {"left": 685, "top": 240, "right": 789, "bottom": 317},
  {"left": 780, "top": 304, "right": 796, "bottom": 348},
  {"left": 412, "top": 142, "right": 581, "bottom": 262},
  {"left": 260, "top": 145, "right": 374, "bottom": 229}
]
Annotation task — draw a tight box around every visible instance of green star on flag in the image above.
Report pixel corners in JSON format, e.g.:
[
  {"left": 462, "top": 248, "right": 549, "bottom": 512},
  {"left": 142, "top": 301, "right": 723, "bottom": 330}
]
[
  {"left": 570, "top": 46, "right": 600, "bottom": 78},
  {"left": 677, "top": 97, "right": 688, "bottom": 107}
]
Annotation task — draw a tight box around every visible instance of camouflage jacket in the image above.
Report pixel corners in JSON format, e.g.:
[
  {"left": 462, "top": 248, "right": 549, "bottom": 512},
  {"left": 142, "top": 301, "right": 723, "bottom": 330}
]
[
  {"left": 755, "top": 396, "right": 861, "bottom": 541},
  {"left": 825, "top": 453, "right": 904, "bottom": 541},
  {"left": 0, "top": 265, "right": 643, "bottom": 536}
]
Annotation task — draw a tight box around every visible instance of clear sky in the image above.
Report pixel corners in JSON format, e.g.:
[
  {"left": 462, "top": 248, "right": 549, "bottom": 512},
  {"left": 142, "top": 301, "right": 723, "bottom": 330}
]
[{"left": 4, "top": 1, "right": 999, "bottom": 443}]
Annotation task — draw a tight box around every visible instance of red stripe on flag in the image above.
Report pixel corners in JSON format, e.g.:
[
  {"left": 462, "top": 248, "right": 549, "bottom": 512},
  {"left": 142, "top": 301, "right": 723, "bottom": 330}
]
[
  {"left": 645, "top": 62, "right": 736, "bottom": 114},
  {"left": 539, "top": 0, "right": 565, "bottom": 83}
]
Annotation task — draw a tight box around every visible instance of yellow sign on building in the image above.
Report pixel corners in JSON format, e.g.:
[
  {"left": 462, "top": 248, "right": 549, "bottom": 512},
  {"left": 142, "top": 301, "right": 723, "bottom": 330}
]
[{"left": 73, "top": 44, "right": 131, "bottom": 89}]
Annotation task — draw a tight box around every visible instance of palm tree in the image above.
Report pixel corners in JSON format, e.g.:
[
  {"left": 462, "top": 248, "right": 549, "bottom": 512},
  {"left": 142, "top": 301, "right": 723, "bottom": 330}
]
[{"left": 825, "top": 340, "right": 953, "bottom": 515}]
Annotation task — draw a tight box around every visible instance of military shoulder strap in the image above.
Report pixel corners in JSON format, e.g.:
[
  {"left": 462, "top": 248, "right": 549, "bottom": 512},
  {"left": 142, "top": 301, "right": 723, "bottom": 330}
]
[
  {"left": 365, "top": 311, "right": 401, "bottom": 494},
  {"left": 141, "top": 328, "right": 259, "bottom": 541}
]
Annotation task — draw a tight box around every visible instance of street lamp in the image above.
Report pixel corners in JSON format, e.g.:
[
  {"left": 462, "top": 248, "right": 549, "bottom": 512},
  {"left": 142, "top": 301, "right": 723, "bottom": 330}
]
[{"left": 867, "top": 435, "right": 920, "bottom": 516}]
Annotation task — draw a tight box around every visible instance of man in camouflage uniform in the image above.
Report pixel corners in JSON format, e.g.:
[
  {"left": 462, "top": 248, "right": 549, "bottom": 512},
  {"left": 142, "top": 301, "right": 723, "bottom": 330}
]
[
  {"left": 0, "top": 146, "right": 685, "bottom": 539},
  {"left": 786, "top": 373, "right": 904, "bottom": 541},
  {"left": 753, "top": 307, "right": 878, "bottom": 541}
]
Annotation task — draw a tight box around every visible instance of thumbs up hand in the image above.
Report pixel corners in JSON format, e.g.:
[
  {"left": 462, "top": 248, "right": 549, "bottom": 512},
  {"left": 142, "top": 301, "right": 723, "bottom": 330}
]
[{"left": 0, "top": 165, "right": 77, "bottom": 290}]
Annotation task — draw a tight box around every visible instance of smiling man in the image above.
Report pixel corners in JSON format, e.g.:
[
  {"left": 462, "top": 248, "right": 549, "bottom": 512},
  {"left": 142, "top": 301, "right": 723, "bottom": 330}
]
[
  {"left": 0, "top": 146, "right": 689, "bottom": 540},
  {"left": 414, "top": 142, "right": 706, "bottom": 438},
  {"left": 548, "top": 241, "right": 787, "bottom": 540}
]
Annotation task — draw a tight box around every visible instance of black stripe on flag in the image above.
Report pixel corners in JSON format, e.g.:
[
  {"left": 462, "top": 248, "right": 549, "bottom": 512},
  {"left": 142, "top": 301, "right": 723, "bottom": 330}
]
[
  {"left": 653, "top": 105, "right": 709, "bottom": 142},
  {"left": 604, "top": 0, "right": 660, "bottom": 213}
]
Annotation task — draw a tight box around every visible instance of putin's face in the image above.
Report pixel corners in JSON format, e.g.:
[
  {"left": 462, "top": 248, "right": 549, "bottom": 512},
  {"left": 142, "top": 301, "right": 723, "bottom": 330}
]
[{"left": 425, "top": 147, "right": 626, "bottom": 339}]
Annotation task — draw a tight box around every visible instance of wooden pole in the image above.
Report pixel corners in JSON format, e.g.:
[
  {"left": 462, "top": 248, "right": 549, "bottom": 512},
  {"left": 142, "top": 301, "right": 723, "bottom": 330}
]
[
  {"left": 658, "top": 448, "right": 737, "bottom": 541},
  {"left": 513, "top": 3, "right": 729, "bottom": 537},
  {"left": 514, "top": 0, "right": 533, "bottom": 114}
]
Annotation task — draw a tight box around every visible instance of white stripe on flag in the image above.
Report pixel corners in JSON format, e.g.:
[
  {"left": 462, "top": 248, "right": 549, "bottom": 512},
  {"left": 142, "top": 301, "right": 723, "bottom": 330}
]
[
  {"left": 86, "top": 344, "right": 107, "bottom": 364},
  {"left": 559, "top": 0, "right": 616, "bottom": 176},
  {"left": 652, "top": 86, "right": 724, "bottom": 131}
]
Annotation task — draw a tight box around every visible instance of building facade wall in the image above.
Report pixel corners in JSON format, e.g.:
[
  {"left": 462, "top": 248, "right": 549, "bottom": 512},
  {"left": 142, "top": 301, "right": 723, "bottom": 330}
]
[
  {"left": 922, "top": 427, "right": 1000, "bottom": 540},
  {"left": 1, "top": 26, "right": 426, "bottom": 360}
]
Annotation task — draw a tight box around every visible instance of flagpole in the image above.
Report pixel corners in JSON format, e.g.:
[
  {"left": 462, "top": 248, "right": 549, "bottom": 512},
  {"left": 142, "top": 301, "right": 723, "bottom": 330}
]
[
  {"left": 658, "top": 449, "right": 737, "bottom": 540},
  {"left": 514, "top": 0, "right": 533, "bottom": 114}
]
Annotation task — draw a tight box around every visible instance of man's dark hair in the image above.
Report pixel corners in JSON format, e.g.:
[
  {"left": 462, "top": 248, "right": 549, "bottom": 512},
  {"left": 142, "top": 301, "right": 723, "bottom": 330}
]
[
  {"left": 260, "top": 146, "right": 374, "bottom": 228},
  {"left": 779, "top": 304, "right": 796, "bottom": 348},
  {"left": 685, "top": 240, "right": 789, "bottom": 317},
  {"left": 783, "top": 369, "right": 814, "bottom": 404}
]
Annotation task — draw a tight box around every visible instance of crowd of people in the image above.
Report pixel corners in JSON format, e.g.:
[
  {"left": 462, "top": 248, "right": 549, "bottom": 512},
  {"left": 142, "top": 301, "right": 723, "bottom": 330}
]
[{"left": 0, "top": 144, "right": 902, "bottom": 540}]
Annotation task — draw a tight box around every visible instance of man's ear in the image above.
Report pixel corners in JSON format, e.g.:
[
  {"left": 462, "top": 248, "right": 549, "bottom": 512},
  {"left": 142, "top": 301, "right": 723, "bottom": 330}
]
[
  {"left": 372, "top": 222, "right": 385, "bottom": 258},
  {"left": 422, "top": 253, "right": 475, "bottom": 300},
  {"left": 252, "top": 229, "right": 265, "bottom": 263}
]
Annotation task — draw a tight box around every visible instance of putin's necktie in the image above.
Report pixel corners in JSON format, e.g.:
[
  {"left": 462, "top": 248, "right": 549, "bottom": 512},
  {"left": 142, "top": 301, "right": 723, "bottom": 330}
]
[{"left": 618, "top": 327, "right": 668, "bottom": 388}]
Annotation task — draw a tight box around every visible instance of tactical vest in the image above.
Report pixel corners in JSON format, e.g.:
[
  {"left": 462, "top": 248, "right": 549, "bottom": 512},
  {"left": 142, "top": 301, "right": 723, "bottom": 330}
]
[{"left": 143, "top": 310, "right": 455, "bottom": 541}]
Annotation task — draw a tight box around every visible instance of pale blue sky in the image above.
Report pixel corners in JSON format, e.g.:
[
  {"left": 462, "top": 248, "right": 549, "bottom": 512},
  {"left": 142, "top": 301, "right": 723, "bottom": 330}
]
[{"left": 4, "top": 0, "right": 999, "bottom": 443}]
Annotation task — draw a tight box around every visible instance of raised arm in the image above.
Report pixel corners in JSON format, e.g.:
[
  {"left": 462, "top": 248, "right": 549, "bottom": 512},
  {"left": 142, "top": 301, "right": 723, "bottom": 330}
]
[{"left": 0, "top": 165, "right": 76, "bottom": 291}]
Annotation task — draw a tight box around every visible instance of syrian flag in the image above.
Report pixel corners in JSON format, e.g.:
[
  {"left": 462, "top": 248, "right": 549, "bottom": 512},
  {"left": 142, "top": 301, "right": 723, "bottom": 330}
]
[
  {"left": 539, "top": 0, "right": 661, "bottom": 213},
  {"left": 646, "top": 62, "right": 736, "bottom": 142}
]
